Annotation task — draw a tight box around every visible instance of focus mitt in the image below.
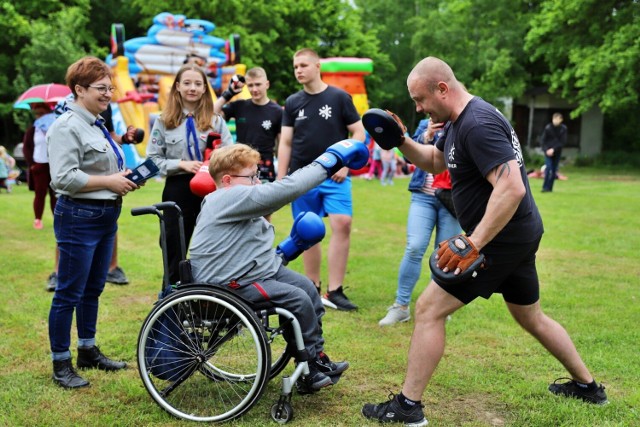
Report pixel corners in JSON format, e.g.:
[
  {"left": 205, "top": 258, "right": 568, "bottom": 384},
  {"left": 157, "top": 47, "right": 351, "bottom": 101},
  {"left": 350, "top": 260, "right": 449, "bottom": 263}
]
[
  {"left": 362, "top": 108, "right": 407, "bottom": 150},
  {"left": 428, "top": 235, "right": 485, "bottom": 285}
]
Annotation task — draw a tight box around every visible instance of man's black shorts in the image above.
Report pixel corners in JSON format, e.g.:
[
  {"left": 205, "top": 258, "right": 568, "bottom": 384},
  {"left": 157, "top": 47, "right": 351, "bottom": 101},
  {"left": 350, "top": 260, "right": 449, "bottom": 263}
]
[{"left": 434, "top": 236, "right": 542, "bottom": 305}]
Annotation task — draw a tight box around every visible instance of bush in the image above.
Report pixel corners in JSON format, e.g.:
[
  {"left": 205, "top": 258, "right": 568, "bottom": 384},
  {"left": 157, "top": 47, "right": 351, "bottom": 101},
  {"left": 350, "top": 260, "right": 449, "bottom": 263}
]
[
  {"left": 574, "top": 151, "right": 640, "bottom": 168},
  {"left": 523, "top": 148, "right": 544, "bottom": 169}
]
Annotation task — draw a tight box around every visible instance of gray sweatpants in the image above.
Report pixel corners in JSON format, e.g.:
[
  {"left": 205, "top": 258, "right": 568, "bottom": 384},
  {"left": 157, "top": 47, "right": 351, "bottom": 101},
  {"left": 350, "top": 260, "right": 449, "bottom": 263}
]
[{"left": 228, "top": 265, "right": 325, "bottom": 359}]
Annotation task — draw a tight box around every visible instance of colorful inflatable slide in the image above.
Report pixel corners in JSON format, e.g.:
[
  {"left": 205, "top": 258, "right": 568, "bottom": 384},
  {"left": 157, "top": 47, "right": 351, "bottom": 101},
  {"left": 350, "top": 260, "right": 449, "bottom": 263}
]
[
  {"left": 320, "top": 57, "right": 374, "bottom": 174},
  {"left": 320, "top": 57, "right": 373, "bottom": 116},
  {"left": 107, "top": 12, "right": 247, "bottom": 158}
]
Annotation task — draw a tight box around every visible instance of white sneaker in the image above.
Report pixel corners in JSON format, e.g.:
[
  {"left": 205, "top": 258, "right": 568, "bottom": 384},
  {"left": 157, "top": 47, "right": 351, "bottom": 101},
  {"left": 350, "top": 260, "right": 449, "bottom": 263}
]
[{"left": 378, "top": 304, "right": 410, "bottom": 326}]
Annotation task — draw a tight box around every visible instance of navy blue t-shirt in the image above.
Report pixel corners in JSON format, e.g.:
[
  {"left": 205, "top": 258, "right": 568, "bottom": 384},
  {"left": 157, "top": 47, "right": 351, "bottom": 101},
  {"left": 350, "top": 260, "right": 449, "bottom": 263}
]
[
  {"left": 436, "top": 97, "right": 543, "bottom": 244},
  {"left": 282, "top": 85, "right": 360, "bottom": 173},
  {"left": 222, "top": 99, "right": 282, "bottom": 160}
]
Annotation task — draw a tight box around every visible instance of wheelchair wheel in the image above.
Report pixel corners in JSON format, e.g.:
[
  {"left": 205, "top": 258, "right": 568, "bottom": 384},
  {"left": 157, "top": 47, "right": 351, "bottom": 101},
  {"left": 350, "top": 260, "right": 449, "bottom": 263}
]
[{"left": 137, "top": 286, "right": 271, "bottom": 422}]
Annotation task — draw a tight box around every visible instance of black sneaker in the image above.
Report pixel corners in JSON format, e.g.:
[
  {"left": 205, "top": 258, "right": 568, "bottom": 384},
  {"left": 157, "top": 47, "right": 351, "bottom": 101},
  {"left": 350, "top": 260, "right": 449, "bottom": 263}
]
[
  {"left": 106, "top": 266, "right": 129, "bottom": 285},
  {"left": 362, "top": 393, "right": 428, "bottom": 426},
  {"left": 548, "top": 377, "right": 608, "bottom": 405},
  {"left": 300, "top": 362, "right": 333, "bottom": 391},
  {"left": 325, "top": 286, "right": 358, "bottom": 311},
  {"left": 46, "top": 272, "right": 57, "bottom": 292},
  {"left": 315, "top": 352, "right": 349, "bottom": 376}
]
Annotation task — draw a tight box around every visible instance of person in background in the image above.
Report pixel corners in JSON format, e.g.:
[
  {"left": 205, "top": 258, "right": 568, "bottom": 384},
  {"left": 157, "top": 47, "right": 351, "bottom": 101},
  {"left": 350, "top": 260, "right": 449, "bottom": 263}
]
[
  {"left": 23, "top": 103, "right": 57, "bottom": 230},
  {"left": 277, "top": 48, "right": 365, "bottom": 311},
  {"left": 366, "top": 142, "right": 382, "bottom": 180},
  {"left": 22, "top": 103, "right": 60, "bottom": 291},
  {"left": 378, "top": 118, "right": 461, "bottom": 326},
  {"left": 541, "top": 112, "right": 567, "bottom": 193},
  {"left": 380, "top": 147, "right": 396, "bottom": 186},
  {"left": 0, "top": 146, "right": 16, "bottom": 193},
  {"left": 214, "top": 67, "right": 282, "bottom": 183},
  {"left": 147, "top": 64, "right": 233, "bottom": 286},
  {"left": 47, "top": 56, "right": 138, "bottom": 389}
]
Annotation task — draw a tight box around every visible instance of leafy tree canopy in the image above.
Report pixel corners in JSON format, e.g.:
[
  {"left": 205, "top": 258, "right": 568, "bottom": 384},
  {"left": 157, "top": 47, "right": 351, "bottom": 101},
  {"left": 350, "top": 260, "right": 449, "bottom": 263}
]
[{"left": 526, "top": 0, "right": 640, "bottom": 116}]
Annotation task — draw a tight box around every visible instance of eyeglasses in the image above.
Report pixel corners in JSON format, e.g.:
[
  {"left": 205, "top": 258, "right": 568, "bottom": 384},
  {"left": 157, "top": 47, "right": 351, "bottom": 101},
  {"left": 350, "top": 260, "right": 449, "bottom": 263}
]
[
  {"left": 230, "top": 171, "right": 261, "bottom": 184},
  {"left": 87, "top": 85, "right": 116, "bottom": 95}
]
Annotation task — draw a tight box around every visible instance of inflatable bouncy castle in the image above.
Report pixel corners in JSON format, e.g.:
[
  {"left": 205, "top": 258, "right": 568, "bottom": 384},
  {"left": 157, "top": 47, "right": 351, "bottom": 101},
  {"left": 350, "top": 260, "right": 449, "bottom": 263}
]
[
  {"left": 320, "top": 57, "right": 373, "bottom": 116},
  {"left": 320, "top": 57, "right": 374, "bottom": 175},
  {"left": 106, "top": 12, "right": 247, "bottom": 158}
]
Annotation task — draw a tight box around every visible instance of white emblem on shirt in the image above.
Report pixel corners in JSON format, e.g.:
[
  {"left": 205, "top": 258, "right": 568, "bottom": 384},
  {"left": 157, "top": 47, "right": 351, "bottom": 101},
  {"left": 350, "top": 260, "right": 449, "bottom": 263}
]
[
  {"left": 511, "top": 129, "right": 524, "bottom": 167},
  {"left": 447, "top": 144, "right": 457, "bottom": 169},
  {"left": 319, "top": 104, "right": 332, "bottom": 120},
  {"left": 262, "top": 120, "right": 272, "bottom": 130}
]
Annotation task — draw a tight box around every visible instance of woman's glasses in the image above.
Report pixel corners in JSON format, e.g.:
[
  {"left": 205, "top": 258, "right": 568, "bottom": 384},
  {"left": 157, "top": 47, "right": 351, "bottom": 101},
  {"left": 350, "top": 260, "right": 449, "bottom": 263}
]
[{"left": 88, "top": 85, "right": 116, "bottom": 95}]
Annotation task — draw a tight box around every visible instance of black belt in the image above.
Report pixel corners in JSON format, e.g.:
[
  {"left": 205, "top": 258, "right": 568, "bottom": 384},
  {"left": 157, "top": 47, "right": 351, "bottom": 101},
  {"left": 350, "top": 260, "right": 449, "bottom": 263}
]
[{"left": 61, "top": 195, "right": 123, "bottom": 207}]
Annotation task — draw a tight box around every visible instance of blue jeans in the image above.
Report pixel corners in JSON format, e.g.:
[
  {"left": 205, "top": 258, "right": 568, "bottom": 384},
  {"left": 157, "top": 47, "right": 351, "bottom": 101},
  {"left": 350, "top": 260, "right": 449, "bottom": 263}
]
[
  {"left": 49, "top": 197, "right": 120, "bottom": 360},
  {"left": 395, "top": 192, "right": 461, "bottom": 306},
  {"left": 543, "top": 154, "right": 560, "bottom": 191}
]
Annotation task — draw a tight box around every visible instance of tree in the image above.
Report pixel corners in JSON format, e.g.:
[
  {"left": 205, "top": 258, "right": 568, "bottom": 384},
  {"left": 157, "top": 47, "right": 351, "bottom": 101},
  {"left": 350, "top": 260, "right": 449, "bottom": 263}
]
[
  {"left": 129, "top": 0, "right": 389, "bottom": 103},
  {"left": 409, "top": 0, "right": 537, "bottom": 110},
  {"left": 357, "top": 0, "right": 424, "bottom": 127},
  {"left": 525, "top": 0, "right": 640, "bottom": 117}
]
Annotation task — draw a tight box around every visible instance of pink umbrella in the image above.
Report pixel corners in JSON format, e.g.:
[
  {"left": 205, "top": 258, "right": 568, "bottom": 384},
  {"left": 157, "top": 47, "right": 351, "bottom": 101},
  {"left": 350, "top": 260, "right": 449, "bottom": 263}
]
[{"left": 14, "top": 83, "right": 71, "bottom": 109}]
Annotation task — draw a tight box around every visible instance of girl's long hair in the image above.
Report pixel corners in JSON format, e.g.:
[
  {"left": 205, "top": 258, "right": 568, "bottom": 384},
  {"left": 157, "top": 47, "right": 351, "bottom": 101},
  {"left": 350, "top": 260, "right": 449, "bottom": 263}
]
[{"left": 162, "top": 65, "right": 217, "bottom": 130}]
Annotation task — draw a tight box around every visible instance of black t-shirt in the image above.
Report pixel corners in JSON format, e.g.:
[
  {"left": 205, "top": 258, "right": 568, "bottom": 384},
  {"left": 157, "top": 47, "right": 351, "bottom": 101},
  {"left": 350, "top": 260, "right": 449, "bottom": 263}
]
[
  {"left": 222, "top": 99, "right": 282, "bottom": 160},
  {"left": 436, "top": 97, "right": 543, "bottom": 244},
  {"left": 282, "top": 85, "right": 361, "bottom": 173}
]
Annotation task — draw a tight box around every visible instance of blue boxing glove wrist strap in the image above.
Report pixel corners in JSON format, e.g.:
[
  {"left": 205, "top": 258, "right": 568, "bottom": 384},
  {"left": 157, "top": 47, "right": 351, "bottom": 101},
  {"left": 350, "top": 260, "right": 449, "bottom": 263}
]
[{"left": 313, "top": 152, "right": 343, "bottom": 176}]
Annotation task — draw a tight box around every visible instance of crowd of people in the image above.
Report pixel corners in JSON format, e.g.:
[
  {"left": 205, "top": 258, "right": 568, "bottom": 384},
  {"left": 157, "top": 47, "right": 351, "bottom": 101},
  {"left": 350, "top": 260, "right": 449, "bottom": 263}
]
[{"left": 8, "top": 49, "right": 605, "bottom": 424}]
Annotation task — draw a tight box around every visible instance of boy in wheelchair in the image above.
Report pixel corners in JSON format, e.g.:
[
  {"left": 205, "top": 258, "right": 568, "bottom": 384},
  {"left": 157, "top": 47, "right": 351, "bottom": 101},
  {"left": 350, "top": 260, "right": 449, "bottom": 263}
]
[{"left": 189, "top": 141, "right": 369, "bottom": 391}]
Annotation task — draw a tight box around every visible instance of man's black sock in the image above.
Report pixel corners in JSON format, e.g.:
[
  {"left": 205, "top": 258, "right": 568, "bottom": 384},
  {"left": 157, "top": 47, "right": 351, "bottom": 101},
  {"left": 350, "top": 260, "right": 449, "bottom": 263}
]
[{"left": 397, "top": 392, "right": 421, "bottom": 411}]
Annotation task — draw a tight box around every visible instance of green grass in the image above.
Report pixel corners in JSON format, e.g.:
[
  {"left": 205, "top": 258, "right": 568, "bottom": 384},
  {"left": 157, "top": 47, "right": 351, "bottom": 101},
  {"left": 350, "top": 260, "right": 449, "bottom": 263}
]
[{"left": 1, "top": 167, "right": 639, "bottom": 426}]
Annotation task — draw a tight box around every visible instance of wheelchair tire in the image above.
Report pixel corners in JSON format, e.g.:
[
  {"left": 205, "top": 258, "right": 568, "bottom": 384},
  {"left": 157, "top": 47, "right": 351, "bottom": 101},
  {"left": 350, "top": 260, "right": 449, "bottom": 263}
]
[{"left": 137, "top": 286, "right": 271, "bottom": 422}]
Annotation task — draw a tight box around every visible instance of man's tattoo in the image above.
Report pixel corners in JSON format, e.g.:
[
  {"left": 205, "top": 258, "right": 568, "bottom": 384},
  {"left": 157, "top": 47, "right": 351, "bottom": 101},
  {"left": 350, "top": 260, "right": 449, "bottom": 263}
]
[{"left": 495, "top": 162, "right": 511, "bottom": 183}]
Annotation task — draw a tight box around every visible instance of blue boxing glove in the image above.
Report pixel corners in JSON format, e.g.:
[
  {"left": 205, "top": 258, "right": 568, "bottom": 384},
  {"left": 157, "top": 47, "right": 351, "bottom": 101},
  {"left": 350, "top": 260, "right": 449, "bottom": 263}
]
[
  {"left": 276, "top": 212, "right": 326, "bottom": 264},
  {"left": 313, "top": 139, "right": 370, "bottom": 176}
]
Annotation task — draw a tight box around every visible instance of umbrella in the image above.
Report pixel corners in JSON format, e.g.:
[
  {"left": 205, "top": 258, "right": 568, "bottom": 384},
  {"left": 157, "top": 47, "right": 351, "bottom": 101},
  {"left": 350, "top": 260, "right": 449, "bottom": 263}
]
[{"left": 13, "top": 83, "right": 71, "bottom": 109}]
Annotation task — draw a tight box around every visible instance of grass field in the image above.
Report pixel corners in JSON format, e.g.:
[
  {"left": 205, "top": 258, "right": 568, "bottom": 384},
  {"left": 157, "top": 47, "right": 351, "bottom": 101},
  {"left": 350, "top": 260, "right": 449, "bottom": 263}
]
[{"left": 1, "top": 167, "right": 639, "bottom": 426}]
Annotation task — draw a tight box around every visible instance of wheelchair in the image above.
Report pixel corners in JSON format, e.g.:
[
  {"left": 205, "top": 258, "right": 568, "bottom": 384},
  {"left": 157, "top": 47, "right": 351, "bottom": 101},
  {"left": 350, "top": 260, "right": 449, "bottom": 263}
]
[{"left": 132, "top": 202, "right": 315, "bottom": 423}]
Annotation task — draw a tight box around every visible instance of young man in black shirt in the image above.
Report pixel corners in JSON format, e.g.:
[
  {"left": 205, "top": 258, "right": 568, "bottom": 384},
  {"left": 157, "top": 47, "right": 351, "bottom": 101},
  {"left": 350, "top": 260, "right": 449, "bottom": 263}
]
[
  {"left": 277, "top": 48, "right": 365, "bottom": 311},
  {"left": 214, "top": 67, "right": 282, "bottom": 182}
]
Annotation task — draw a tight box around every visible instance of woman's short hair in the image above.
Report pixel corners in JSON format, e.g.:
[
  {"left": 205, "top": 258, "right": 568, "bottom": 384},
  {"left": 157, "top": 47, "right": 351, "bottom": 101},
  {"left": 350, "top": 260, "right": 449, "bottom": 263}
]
[{"left": 65, "top": 56, "right": 111, "bottom": 98}]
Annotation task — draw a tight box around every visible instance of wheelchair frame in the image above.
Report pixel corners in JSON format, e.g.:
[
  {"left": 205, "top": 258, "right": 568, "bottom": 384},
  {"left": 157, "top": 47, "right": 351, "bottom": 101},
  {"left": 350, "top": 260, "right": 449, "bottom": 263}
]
[{"left": 132, "top": 201, "right": 312, "bottom": 423}]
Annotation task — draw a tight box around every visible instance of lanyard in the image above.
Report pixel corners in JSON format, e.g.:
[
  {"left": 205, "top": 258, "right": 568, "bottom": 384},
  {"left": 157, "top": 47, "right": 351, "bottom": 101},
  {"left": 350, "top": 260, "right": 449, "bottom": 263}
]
[
  {"left": 185, "top": 114, "right": 202, "bottom": 161},
  {"left": 95, "top": 118, "right": 124, "bottom": 171}
]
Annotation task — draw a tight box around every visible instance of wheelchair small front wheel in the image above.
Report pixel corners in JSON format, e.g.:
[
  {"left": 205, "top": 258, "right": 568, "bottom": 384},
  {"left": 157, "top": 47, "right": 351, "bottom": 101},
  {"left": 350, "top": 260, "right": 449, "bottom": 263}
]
[{"left": 270, "top": 400, "right": 293, "bottom": 424}]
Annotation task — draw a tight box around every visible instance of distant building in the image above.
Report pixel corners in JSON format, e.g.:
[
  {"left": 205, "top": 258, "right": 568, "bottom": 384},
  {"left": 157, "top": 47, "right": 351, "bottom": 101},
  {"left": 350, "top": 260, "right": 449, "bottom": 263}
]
[{"left": 512, "top": 87, "right": 603, "bottom": 158}]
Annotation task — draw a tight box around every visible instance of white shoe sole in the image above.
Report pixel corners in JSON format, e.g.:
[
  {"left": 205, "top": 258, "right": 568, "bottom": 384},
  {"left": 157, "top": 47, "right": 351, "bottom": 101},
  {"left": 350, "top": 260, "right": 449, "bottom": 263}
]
[
  {"left": 321, "top": 297, "right": 338, "bottom": 310},
  {"left": 378, "top": 316, "right": 410, "bottom": 326}
]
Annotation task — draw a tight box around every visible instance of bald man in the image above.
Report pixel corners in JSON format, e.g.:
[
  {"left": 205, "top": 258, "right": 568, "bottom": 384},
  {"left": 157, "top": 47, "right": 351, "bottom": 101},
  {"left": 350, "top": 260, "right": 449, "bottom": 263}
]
[{"left": 362, "top": 57, "right": 607, "bottom": 426}]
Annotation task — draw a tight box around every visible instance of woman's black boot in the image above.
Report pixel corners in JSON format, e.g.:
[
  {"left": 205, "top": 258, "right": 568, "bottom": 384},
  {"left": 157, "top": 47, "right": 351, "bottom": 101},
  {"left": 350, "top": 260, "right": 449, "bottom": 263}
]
[{"left": 52, "top": 359, "right": 90, "bottom": 389}]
